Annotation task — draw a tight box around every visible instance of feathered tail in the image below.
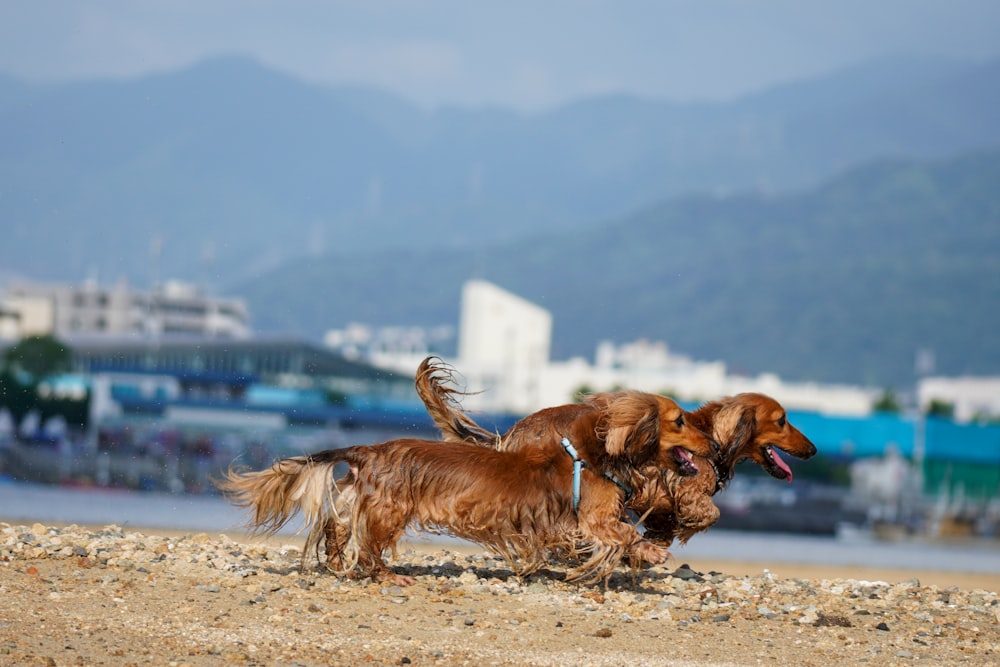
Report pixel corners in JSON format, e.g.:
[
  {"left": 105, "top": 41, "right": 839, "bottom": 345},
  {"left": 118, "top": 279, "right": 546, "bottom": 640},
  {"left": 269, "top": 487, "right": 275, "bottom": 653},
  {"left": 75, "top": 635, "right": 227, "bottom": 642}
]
[
  {"left": 218, "top": 452, "right": 357, "bottom": 572},
  {"left": 415, "top": 356, "right": 498, "bottom": 447}
]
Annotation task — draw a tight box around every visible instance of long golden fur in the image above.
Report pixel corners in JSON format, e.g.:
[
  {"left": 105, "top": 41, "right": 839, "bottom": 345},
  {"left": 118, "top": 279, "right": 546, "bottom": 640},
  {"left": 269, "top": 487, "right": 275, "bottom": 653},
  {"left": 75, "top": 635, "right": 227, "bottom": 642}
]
[
  {"left": 415, "top": 357, "right": 815, "bottom": 546},
  {"left": 219, "top": 385, "right": 716, "bottom": 585},
  {"left": 687, "top": 392, "right": 817, "bottom": 485}
]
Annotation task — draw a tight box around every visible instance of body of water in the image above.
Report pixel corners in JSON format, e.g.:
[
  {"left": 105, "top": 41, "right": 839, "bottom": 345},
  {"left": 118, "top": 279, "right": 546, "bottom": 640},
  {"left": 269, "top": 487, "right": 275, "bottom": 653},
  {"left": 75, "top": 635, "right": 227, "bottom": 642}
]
[{"left": 2, "top": 479, "right": 998, "bottom": 575}]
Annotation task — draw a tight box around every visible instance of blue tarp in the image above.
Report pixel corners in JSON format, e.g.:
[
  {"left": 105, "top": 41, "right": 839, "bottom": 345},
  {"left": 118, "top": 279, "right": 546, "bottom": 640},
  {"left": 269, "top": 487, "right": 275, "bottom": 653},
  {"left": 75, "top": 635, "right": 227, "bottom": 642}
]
[
  {"left": 788, "top": 410, "right": 1000, "bottom": 464},
  {"left": 924, "top": 417, "right": 1000, "bottom": 464}
]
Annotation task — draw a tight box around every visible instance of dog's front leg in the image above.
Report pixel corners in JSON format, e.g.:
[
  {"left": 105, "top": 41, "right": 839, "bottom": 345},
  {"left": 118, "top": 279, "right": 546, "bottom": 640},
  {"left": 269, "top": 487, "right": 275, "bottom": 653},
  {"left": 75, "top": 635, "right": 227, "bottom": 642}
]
[
  {"left": 636, "top": 511, "right": 678, "bottom": 548},
  {"left": 582, "top": 484, "right": 669, "bottom": 561},
  {"left": 569, "top": 482, "right": 669, "bottom": 582},
  {"left": 626, "top": 538, "right": 670, "bottom": 565}
]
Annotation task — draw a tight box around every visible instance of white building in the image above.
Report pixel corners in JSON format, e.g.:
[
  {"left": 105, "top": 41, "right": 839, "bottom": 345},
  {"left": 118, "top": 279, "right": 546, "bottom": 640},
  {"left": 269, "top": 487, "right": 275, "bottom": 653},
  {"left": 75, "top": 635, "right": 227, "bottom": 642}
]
[
  {"left": 326, "top": 322, "right": 455, "bottom": 369},
  {"left": 918, "top": 376, "right": 1000, "bottom": 422},
  {"left": 0, "top": 303, "right": 23, "bottom": 340},
  {"left": 0, "top": 279, "right": 250, "bottom": 340},
  {"left": 0, "top": 293, "right": 55, "bottom": 338},
  {"left": 455, "top": 280, "right": 552, "bottom": 414},
  {"left": 340, "top": 279, "right": 878, "bottom": 416}
]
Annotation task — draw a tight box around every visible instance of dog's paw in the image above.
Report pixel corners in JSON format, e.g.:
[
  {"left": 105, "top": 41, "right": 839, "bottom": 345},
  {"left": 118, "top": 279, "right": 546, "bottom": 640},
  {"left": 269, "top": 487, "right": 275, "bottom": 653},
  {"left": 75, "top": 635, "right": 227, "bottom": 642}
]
[
  {"left": 630, "top": 540, "right": 671, "bottom": 565},
  {"left": 392, "top": 573, "right": 416, "bottom": 587},
  {"left": 374, "top": 572, "right": 416, "bottom": 587}
]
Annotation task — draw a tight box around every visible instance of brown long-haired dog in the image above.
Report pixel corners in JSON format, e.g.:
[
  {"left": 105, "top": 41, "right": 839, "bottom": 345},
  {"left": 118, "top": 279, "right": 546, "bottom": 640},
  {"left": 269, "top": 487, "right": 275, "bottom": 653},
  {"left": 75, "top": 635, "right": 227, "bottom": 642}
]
[
  {"left": 415, "top": 357, "right": 815, "bottom": 546},
  {"left": 641, "top": 392, "right": 817, "bottom": 543},
  {"left": 686, "top": 392, "right": 817, "bottom": 486},
  {"left": 220, "top": 390, "right": 717, "bottom": 585}
]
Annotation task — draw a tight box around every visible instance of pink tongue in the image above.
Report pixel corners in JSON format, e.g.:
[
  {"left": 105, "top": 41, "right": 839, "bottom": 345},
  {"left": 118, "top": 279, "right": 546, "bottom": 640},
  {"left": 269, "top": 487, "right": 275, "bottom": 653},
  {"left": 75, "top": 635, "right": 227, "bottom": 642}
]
[
  {"left": 769, "top": 446, "right": 794, "bottom": 482},
  {"left": 676, "top": 448, "right": 698, "bottom": 470}
]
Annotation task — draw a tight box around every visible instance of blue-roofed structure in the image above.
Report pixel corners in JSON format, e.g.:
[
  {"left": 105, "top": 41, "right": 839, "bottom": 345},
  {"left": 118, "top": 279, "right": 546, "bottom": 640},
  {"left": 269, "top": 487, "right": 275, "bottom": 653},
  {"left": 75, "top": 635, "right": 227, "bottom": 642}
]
[{"left": 786, "top": 410, "right": 1000, "bottom": 467}]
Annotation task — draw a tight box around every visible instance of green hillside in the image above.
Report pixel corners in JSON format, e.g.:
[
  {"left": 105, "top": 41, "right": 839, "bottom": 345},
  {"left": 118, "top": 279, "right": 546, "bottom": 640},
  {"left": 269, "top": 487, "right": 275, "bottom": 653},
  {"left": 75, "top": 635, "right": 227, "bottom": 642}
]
[
  {"left": 239, "top": 151, "right": 1000, "bottom": 388},
  {"left": 1, "top": 55, "right": 998, "bottom": 287}
]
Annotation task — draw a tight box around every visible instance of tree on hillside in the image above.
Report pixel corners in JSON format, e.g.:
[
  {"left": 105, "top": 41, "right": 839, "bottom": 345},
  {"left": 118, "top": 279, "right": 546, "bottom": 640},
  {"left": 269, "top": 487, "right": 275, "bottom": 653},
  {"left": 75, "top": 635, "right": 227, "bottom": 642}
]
[
  {"left": 0, "top": 335, "right": 78, "bottom": 433},
  {"left": 2, "top": 335, "right": 72, "bottom": 384},
  {"left": 872, "top": 387, "right": 901, "bottom": 414},
  {"left": 0, "top": 371, "right": 38, "bottom": 428},
  {"left": 925, "top": 399, "right": 955, "bottom": 419}
]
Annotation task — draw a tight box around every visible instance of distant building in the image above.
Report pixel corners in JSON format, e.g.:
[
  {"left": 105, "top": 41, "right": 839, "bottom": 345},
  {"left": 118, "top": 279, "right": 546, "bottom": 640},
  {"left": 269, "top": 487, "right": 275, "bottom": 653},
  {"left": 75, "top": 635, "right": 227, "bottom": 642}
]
[
  {"left": 325, "top": 322, "right": 455, "bottom": 366},
  {"left": 456, "top": 280, "right": 552, "bottom": 414},
  {"left": 0, "top": 292, "right": 53, "bottom": 338},
  {"left": 338, "top": 279, "right": 878, "bottom": 416},
  {"left": 39, "top": 334, "right": 422, "bottom": 458},
  {"left": 0, "top": 303, "right": 22, "bottom": 340},
  {"left": 1, "top": 279, "right": 250, "bottom": 340},
  {"left": 919, "top": 376, "right": 1000, "bottom": 422},
  {"left": 66, "top": 335, "right": 411, "bottom": 404}
]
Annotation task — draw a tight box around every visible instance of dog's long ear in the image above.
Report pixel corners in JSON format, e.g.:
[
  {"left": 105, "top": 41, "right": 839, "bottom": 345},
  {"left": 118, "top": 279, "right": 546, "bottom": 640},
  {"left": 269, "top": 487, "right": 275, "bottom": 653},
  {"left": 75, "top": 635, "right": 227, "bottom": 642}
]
[
  {"left": 599, "top": 392, "right": 660, "bottom": 462},
  {"left": 714, "top": 403, "right": 756, "bottom": 461}
]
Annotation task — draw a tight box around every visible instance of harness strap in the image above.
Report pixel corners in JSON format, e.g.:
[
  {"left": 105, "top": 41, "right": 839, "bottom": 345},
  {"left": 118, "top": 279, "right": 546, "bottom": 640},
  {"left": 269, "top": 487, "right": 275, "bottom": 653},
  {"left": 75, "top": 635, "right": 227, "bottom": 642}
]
[
  {"left": 561, "top": 437, "right": 585, "bottom": 513},
  {"left": 604, "top": 472, "right": 634, "bottom": 503},
  {"left": 560, "top": 436, "right": 635, "bottom": 512}
]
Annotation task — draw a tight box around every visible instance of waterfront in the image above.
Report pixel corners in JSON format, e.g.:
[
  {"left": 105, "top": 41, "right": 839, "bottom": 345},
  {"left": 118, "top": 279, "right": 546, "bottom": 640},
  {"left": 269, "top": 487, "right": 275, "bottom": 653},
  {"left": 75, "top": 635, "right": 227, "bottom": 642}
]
[{"left": 2, "top": 479, "right": 998, "bottom": 579}]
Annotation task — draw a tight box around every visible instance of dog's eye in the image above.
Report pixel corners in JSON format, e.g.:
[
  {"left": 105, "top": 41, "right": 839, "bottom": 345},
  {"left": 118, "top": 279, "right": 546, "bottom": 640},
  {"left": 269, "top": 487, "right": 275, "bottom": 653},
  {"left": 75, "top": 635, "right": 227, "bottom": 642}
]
[
  {"left": 674, "top": 415, "right": 684, "bottom": 428},
  {"left": 777, "top": 415, "right": 786, "bottom": 428}
]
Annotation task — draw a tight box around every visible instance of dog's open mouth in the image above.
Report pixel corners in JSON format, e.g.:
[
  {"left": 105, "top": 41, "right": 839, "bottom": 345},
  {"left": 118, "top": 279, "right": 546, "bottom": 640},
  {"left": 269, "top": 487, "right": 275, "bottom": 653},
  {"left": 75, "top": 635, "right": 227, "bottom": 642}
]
[
  {"left": 763, "top": 445, "right": 795, "bottom": 482},
  {"left": 672, "top": 447, "right": 699, "bottom": 476}
]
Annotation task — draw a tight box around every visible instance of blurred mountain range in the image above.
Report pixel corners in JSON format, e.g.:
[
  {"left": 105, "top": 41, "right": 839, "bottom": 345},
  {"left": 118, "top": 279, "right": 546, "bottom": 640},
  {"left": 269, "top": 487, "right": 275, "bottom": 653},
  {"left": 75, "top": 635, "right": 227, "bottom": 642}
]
[
  {"left": 240, "top": 150, "right": 1000, "bottom": 388},
  {"left": 1, "top": 54, "right": 998, "bottom": 386}
]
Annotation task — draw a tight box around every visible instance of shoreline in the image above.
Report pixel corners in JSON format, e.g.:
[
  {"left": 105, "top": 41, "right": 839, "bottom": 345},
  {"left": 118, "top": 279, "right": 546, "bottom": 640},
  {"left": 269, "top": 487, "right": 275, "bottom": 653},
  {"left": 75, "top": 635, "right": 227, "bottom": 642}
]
[
  {"left": 10, "top": 518, "right": 1000, "bottom": 594},
  {"left": 3, "top": 479, "right": 999, "bottom": 595}
]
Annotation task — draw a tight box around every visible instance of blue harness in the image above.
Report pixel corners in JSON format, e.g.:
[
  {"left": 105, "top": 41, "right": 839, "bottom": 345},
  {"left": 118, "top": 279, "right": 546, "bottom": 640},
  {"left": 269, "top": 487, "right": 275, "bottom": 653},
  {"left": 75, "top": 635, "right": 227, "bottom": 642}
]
[
  {"left": 561, "top": 437, "right": 585, "bottom": 512},
  {"left": 560, "top": 436, "right": 633, "bottom": 513}
]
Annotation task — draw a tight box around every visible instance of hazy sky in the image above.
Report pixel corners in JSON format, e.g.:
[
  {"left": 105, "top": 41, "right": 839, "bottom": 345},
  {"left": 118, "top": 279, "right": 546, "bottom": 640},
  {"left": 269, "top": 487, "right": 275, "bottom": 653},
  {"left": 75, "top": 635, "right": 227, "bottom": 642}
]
[{"left": 2, "top": 1, "right": 999, "bottom": 111}]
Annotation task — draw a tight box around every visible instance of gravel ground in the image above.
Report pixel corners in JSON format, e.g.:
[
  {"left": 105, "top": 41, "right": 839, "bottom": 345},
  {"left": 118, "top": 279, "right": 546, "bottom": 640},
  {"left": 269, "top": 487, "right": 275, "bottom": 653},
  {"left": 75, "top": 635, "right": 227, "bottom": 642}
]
[{"left": 2, "top": 522, "right": 999, "bottom": 666}]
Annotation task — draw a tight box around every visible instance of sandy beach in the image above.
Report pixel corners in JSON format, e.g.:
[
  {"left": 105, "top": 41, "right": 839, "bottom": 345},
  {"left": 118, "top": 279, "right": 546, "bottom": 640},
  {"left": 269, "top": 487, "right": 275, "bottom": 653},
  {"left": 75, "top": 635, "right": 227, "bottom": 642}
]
[{"left": 2, "top": 522, "right": 998, "bottom": 666}]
